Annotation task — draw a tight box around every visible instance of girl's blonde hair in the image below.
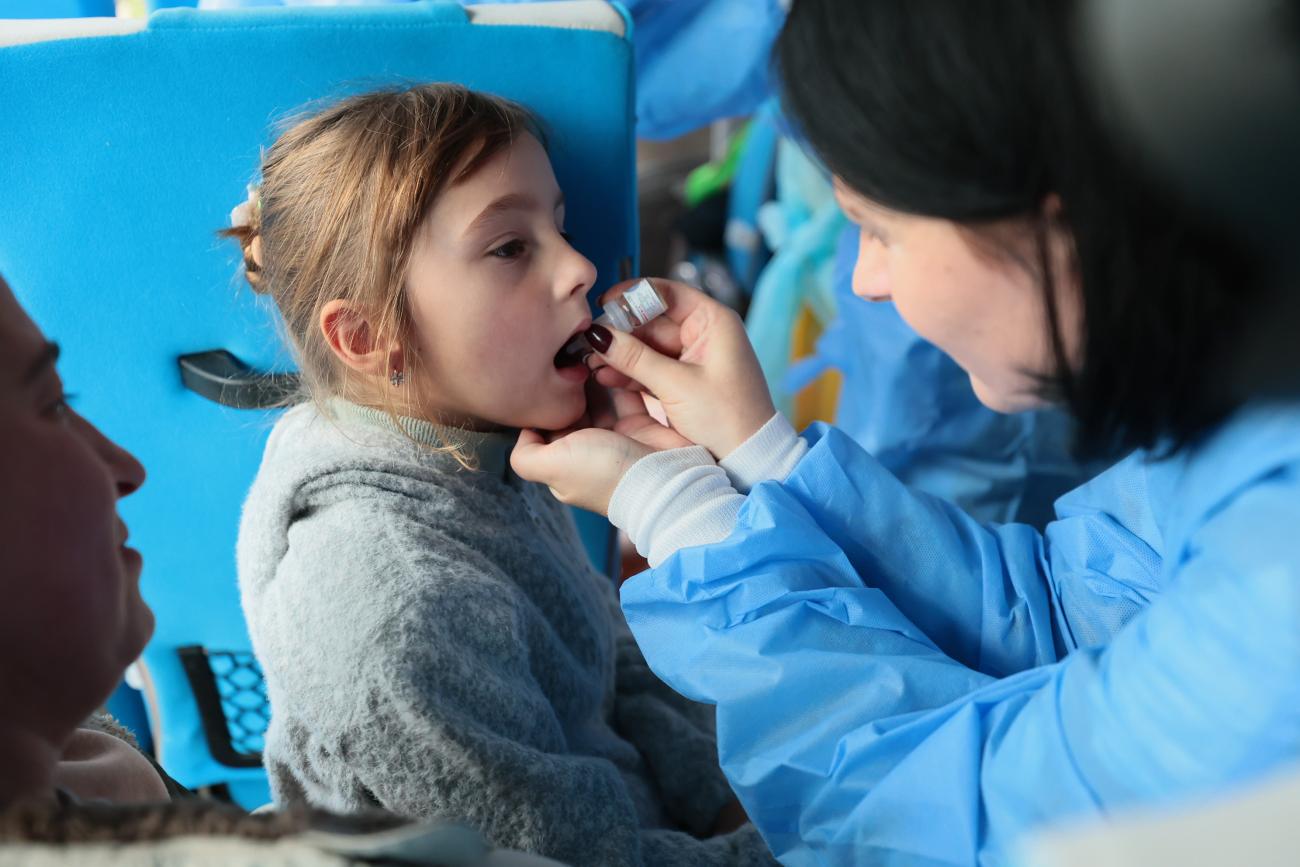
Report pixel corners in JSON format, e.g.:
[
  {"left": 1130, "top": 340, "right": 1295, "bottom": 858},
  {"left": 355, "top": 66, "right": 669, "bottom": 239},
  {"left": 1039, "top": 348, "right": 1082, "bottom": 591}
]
[{"left": 224, "top": 83, "right": 542, "bottom": 433}]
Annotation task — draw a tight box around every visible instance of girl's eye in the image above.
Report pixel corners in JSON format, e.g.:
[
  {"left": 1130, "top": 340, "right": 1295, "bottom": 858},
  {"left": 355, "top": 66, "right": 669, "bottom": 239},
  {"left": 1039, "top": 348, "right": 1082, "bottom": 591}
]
[{"left": 489, "top": 239, "right": 527, "bottom": 260}]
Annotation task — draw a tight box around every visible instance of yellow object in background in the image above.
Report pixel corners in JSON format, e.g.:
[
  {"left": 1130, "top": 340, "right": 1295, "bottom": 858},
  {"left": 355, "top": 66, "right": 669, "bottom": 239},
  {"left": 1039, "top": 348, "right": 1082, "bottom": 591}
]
[
  {"left": 790, "top": 304, "right": 841, "bottom": 430},
  {"left": 116, "top": 0, "right": 147, "bottom": 17}
]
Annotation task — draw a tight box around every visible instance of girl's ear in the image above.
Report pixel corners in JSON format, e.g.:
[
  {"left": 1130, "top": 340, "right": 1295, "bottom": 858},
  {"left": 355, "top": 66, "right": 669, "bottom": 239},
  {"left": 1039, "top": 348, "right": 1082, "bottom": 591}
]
[{"left": 319, "top": 300, "right": 398, "bottom": 376}]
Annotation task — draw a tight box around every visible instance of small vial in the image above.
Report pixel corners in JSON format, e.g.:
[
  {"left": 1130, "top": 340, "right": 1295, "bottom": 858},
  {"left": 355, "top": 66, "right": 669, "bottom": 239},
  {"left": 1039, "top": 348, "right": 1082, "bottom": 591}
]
[{"left": 555, "top": 278, "right": 668, "bottom": 367}]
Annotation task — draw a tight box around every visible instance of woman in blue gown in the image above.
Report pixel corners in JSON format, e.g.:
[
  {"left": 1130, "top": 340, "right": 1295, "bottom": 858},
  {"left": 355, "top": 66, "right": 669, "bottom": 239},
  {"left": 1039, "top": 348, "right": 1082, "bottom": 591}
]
[{"left": 512, "top": 1, "right": 1300, "bottom": 864}]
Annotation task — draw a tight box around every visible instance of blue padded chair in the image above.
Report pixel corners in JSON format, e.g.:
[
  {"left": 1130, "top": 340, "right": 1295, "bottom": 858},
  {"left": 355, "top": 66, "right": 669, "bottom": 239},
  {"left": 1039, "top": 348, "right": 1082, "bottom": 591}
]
[
  {"left": 0, "top": 1, "right": 114, "bottom": 17},
  {"left": 0, "top": 1, "right": 634, "bottom": 807}
]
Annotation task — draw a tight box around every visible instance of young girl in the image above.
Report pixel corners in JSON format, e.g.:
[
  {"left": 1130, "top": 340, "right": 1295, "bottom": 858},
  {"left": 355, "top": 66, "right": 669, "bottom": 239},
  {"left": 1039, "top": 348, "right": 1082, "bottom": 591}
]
[{"left": 229, "top": 84, "right": 774, "bottom": 866}]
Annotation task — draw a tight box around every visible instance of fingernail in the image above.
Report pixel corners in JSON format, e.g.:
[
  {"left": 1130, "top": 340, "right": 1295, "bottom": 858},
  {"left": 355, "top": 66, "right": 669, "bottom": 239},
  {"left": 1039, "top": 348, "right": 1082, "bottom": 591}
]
[{"left": 584, "top": 323, "right": 613, "bottom": 354}]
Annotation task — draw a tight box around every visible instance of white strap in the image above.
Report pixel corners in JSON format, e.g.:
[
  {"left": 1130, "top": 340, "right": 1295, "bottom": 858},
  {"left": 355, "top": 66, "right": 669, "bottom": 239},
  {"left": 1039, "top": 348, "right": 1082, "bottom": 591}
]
[
  {"left": 0, "top": 18, "right": 144, "bottom": 49},
  {"left": 0, "top": 2, "right": 625, "bottom": 50},
  {"left": 466, "top": 1, "right": 626, "bottom": 36}
]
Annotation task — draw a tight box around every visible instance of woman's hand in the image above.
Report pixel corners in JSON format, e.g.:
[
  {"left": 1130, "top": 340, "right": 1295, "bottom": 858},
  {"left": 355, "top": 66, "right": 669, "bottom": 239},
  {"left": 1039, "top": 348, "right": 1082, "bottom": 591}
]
[
  {"left": 515, "top": 388, "right": 692, "bottom": 515},
  {"left": 710, "top": 798, "right": 751, "bottom": 836},
  {"left": 513, "top": 278, "right": 772, "bottom": 514},
  {"left": 588, "top": 278, "right": 775, "bottom": 461}
]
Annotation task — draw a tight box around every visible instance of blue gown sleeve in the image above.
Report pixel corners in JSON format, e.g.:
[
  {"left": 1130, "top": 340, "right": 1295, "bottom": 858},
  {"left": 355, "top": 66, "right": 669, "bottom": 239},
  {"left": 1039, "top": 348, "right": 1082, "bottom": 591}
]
[
  {"left": 694, "top": 424, "right": 1161, "bottom": 679},
  {"left": 620, "top": 424, "right": 1300, "bottom": 865}
]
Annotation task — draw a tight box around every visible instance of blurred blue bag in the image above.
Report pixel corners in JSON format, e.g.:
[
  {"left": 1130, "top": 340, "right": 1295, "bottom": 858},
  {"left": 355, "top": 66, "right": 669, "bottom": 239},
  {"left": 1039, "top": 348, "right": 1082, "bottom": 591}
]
[{"left": 198, "top": 0, "right": 786, "bottom": 139}]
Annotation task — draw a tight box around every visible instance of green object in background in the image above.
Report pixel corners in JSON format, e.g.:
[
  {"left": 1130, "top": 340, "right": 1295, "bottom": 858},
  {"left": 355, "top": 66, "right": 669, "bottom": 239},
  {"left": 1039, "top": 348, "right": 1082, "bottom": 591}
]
[{"left": 683, "top": 121, "right": 751, "bottom": 208}]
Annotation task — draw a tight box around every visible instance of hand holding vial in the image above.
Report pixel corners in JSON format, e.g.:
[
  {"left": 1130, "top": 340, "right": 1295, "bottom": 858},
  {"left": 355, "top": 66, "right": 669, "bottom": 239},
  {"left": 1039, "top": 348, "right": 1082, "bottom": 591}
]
[{"left": 514, "top": 278, "right": 776, "bottom": 516}]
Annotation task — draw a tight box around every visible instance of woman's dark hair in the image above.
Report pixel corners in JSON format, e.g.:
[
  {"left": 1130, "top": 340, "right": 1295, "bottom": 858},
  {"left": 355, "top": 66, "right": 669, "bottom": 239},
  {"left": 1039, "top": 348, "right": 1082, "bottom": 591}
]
[{"left": 776, "top": 0, "right": 1263, "bottom": 458}]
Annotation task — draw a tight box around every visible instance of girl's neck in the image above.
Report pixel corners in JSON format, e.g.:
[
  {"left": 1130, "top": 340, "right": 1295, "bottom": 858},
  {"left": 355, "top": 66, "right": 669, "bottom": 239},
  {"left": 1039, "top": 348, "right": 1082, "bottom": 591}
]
[
  {"left": 346, "top": 392, "right": 505, "bottom": 435},
  {"left": 427, "top": 412, "right": 506, "bottom": 435},
  {"left": 0, "top": 722, "right": 63, "bottom": 810}
]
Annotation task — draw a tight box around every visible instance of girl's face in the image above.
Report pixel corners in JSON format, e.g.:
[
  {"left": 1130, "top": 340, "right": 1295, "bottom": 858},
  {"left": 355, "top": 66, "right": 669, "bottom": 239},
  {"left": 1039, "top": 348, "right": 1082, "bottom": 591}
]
[
  {"left": 0, "top": 279, "right": 152, "bottom": 736},
  {"left": 404, "top": 134, "right": 597, "bottom": 432},
  {"left": 833, "top": 180, "right": 1082, "bottom": 413}
]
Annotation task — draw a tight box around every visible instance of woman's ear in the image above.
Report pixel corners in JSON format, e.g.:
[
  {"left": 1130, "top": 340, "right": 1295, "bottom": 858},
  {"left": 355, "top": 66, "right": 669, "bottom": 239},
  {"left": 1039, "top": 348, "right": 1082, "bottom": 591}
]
[
  {"left": 1042, "top": 194, "right": 1080, "bottom": 284},
  {"left": 1042, "top": 194, "right": 1085, "bottom": 367},
  {"left": 319, "top": 300, "right": 398, "bottom": 377}
]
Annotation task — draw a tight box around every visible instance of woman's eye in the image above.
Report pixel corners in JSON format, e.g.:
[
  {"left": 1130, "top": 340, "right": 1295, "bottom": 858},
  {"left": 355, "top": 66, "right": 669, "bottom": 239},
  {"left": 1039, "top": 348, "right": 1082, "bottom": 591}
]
[
  {"left": 45, "top": 391, "right": 77, "bottom": 423},
  {"left": 489, "top": 239, "right": 527, "bottom": 260},
  {"left": 861, "top": 226, "right": 888, "bottom": 247}
]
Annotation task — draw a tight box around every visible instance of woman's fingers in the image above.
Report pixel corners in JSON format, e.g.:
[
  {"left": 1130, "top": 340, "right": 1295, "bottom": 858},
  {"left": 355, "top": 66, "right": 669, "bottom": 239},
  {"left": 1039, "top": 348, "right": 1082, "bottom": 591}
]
[
  {"left": 628, "top": 315, "right": 686, "bottom": 357},
  {"left": 600, "top": 277, "right": 714, "bottom": 328},
  {"left": 510, "top": 430, "right": 569, "bottom": 488},
  {"left": 610, "top": 386, "right": 651, "bottom": 420},
  {"left": 585, "top": 380, "right": 617, "bottom": 430},
  {"left": 589, "top": 276, "right": 775, "bottom": 459},
  {"left": 616, "top": 415, "right": 693, "bottom": 451},
  {"left": 609, "top": 389, "right": 694, "bottom": 451},
  {"left": 593, "top": 366, "right": 630, "bottom": 389},
  {"left": 593, "top": 366, "right": 649, "bottom": 394},
  {"left": 587, "top": 328, "right": 682, "bottom": 400},
  {"left": 515, "top": 427, "right": 548, "bottom": 450},
  {"left": 511, "top": 427, "right": 654, "bottom": 515}
]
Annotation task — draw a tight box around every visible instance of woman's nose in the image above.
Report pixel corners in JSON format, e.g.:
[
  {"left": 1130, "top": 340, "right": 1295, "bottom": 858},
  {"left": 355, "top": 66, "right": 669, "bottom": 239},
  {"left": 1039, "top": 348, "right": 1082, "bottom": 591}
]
[
  {"left": 111, "top": 443, "right": 147, "bottom": 499},
  {"left": 853, "top": 240, "right": 892, "bottom": 302},
  {"left": 78, "top": 413, "right": 146, "bottom": 498},
  {"left": 855, "top": 284, "right": 893, "bottom": 303}
]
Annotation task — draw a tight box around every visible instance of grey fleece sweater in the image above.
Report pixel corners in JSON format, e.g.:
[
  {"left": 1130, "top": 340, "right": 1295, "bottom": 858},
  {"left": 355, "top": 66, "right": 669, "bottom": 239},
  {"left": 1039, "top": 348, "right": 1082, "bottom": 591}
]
[{"left": 237, "top": 401, "right": 776, "bottom": 867}]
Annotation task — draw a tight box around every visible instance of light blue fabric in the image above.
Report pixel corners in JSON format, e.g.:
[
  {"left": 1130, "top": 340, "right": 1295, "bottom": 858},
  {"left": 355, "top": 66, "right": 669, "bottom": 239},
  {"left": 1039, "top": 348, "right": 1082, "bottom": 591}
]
[
  {"left": 744, "top": 139, "right": 845, "bottom": 417},
  {"left": 197, "top": 0, "right": 786, "bottom": 139},
  {"left": 621, "top": 402, "right": 1300, "bottom": 866},
  {"left": 725, "top": 100, "right": 780, "bottom": 295},
  {"left": 809, "top": 227, "right": 1094, "bottom": 526}
]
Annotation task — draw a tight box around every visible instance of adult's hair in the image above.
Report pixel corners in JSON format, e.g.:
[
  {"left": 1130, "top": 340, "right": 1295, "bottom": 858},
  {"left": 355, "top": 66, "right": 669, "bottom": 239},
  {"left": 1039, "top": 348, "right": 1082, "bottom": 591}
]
[{"left": 775, "top": 0, "right": 1264, "bottom": 457}]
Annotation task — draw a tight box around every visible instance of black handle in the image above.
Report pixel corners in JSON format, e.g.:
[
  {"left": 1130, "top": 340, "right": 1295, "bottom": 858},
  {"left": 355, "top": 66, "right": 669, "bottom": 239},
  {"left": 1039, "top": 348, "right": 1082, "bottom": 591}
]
[{"left": 178, "top": 350, "right": 299, "bottom": 410}]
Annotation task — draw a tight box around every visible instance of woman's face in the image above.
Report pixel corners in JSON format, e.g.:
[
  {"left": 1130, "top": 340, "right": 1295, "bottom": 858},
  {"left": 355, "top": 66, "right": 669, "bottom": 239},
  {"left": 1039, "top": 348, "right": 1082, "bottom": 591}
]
[
  {"left": 834, "top": 180, "right": 1081, "bottom": 413},
  {"left": 402, "top": 133, "right": 598, "bottom": 432},
  {"left": 0, "top": 278, "right": 152, "bottom": 734}
]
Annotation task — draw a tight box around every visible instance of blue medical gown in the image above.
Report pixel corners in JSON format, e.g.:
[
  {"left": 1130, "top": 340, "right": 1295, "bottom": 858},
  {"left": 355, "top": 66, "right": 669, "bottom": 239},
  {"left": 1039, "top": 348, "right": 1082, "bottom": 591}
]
[{"left": 621, "top": 403, "right": 1300, "bottom": 866}]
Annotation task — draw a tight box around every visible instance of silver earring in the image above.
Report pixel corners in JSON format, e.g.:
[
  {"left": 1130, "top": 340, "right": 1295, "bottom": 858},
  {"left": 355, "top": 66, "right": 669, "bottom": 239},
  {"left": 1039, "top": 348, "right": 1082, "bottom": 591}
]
[{"left": 389, "top": 369, "right": 405, "bottom": 387}]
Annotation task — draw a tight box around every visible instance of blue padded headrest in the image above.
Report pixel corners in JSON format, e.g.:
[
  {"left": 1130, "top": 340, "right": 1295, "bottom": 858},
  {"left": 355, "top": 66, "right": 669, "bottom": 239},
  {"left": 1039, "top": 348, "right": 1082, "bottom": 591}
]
[
  {"left": 0, "top": 1, "right": 114, "bottom": 17},
  {"left": 0, "top": 1, "right": 635, "bottom": 789}
]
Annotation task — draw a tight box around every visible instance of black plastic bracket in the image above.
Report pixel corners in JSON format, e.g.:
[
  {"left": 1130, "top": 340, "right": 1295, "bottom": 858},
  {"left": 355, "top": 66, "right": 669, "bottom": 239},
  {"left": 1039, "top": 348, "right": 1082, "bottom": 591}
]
[{"left": 178, "top": 349, "right": 299, "bottom": 410}]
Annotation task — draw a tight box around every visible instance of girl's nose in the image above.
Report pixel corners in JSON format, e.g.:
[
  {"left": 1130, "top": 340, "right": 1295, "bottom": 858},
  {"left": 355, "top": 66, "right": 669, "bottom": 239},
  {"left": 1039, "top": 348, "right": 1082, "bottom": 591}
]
[{"left": 559, "top": 238, "right": 597, "bottom": 302}]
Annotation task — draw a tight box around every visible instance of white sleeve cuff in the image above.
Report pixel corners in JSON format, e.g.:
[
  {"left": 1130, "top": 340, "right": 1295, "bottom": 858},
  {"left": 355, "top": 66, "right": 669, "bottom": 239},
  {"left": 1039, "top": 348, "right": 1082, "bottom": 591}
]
[
  {"left": 719, "top": 412, "right": 808, "bottom": 494},
  {"left": 608, "top": 446, "right": 746, "bottom": 568}
]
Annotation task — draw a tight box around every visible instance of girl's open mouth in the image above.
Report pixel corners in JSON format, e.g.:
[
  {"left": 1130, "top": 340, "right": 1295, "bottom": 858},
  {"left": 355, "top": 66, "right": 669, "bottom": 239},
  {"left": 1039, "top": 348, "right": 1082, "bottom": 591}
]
[{"left": 554, "top": 321, "right": 593, "bottom": 368}]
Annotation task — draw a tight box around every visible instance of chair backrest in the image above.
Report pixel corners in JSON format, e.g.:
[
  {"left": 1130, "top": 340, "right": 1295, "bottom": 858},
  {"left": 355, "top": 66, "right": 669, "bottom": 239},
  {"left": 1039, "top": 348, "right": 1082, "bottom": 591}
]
[
  {"left": 0, "top": 0, "right": 114, "bottom": 18},
  {"left": 0, "top": 1, "right": 635, "bottom": 803}
]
